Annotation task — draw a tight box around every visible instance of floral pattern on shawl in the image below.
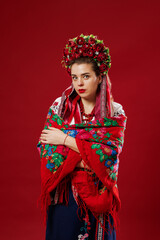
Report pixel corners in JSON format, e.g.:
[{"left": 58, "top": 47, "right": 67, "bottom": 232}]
[
  {"left": 37, "top": 101, "right": 127, "bottom": 234},
  {"left": 37, "top": 107, "right": 126, "bottom": 187}
]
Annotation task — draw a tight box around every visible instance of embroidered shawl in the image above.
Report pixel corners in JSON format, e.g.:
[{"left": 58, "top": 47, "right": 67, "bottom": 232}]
[{"left": 37, "top": 74, "right": 127, "bottom": 233}]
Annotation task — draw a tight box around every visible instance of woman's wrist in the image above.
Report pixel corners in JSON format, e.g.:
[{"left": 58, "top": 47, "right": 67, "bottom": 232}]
[
  {"left": 63, "top": 134, "right": 68, "bottom": 145},
  {"left": 62, "top": 135, "right": 80, "bottom": 153}
]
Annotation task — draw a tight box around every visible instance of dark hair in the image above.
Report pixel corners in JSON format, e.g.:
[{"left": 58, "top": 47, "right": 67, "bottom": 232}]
[{"left": 69, "top": 57, "right": 101, "bottom": 77}]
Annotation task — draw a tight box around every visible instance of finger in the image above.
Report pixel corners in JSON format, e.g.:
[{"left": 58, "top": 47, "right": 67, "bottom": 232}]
[
  {"left": 41, "top": 135, "right": 48, "bottom": 140},
  {"left": 40, "top": 135, "right": 48, "bottom": 140},
  {"left": 48, "top": 126, "right": 56, "bottom": 129},
  {"left": 40, "top": 137, "right": 46, "bottom": 141},
  {"left": 41, "top": 133, "right": 47, "bottom": 138},
  {"left": 48, "top": 126, "right": 58, "bottom": 131},
  {"left": 42, "top": 129, "right": 50, "bottom": 133},
  {"left": 41, "top": 139, "right": 48, "bottom": 144}
]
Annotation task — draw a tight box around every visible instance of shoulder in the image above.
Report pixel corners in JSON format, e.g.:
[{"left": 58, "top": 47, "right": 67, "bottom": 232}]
[
  {"left": 111, "top": 101, "right": 126, "bottom": 117},
  {"left": 50, "top": 97, "right": 62, "bottom": 114}
]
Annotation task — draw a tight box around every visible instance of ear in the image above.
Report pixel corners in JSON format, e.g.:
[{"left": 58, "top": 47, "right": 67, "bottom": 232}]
[{"left": 98, "top": 75, "right": 102, "bottom": 84}]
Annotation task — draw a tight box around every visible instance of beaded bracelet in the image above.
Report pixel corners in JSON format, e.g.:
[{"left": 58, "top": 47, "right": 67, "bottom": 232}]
[{"left": 63, "top": 133, "right": 69, "bottom": 145}]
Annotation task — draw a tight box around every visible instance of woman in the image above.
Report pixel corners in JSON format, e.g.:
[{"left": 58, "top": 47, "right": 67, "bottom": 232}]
[{"left": 37, "top": 34, "right": 127, "bottom": 240}]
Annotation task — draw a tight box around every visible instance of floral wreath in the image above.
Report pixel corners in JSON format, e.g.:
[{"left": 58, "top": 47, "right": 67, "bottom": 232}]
[{"left": 61, "top": 34, "right": 111, "bottom": 76}]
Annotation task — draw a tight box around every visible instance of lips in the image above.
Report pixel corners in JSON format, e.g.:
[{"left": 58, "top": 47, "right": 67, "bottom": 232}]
[{"left": 78, "top": 89, "right": 86, "bottom": 93}]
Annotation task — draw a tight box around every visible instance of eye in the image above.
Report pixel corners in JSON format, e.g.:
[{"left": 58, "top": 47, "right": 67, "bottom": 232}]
[
  {"left": 72, "top": 76, "right": 77, "bottom": 80},
  {"left": 83, "top": 75, "right": 89, "bottom": 79}
]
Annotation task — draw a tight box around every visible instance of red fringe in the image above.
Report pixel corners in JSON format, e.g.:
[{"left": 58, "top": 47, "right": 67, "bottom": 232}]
[
  {"left": 71, "top": 170, "right": 120, "bottom": 236},
  {"left": 57, "top": 176, "right": 70, "bottom": 205},
  {"left": 38, "top": 176, "right": 71, "bottom": 225},
  {"left": 37, "top": 172, "right": 121, "bottom": 234},
  {"left": 72, "top": 184, "right": 120, "bottom": 236}
]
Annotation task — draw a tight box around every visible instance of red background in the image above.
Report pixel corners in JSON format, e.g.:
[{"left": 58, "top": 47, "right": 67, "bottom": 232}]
[{"left": 0, "top": 0, "right": 160, "bottom": 239}]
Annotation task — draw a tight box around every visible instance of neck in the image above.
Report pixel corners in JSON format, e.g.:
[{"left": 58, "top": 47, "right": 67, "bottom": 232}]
[{"left": 81, "top": 97, "right": 96, "bottom": 114}]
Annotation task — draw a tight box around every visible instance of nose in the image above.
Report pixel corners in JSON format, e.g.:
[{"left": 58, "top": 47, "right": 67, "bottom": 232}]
[{"left": 77, "top": 77, "right": 84, "bottom": 86}]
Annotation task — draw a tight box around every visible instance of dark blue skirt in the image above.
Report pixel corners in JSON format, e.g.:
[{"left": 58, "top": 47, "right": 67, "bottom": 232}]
[{"left": 46, "top": 185, "right": 116, "bottom": 240}]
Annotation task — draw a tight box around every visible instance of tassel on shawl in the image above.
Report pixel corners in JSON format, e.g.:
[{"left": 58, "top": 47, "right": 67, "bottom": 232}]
[
  {"left": 57, "top": 176, "right": 70, "bottom": 205},
  {"left": 70, "top": 169, "right": 120, "bottom": 236}
]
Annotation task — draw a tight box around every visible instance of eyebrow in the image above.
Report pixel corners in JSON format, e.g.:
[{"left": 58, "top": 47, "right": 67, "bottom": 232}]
[{"left": 71, "top": 72, "right": 90, "bottom": 76}]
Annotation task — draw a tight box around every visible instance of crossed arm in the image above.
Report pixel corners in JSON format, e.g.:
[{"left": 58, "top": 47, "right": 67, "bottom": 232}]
[{"left": 40, "top": 126, "right": 89, "bottom": 168}]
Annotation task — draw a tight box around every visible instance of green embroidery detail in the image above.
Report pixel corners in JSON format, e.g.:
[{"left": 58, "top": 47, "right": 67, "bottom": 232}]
[
  {"left": 57, "top": 118, "right": 62, "bottom": 125},
  {"left": 45, "top": 144, "right": 50, "bottom": 150},
  {"left": 106, "top": 132, "right": 111, "bottom": 138},
  {"left": 91, "top": 144, "right": 101, "bottom": 149},
  {"left": 110, "top": 165, "right": 114, "bottom": 171},
  {"left": 52, "top": 153, "right": 64, "bottom": 167},
  {"left": 96, "top": 149, "right": 103, "bottom": 155}
]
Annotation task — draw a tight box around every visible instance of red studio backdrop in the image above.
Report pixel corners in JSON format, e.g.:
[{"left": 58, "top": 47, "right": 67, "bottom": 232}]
[{"left": 0, "top": 0, "right": 160, "bottom": 239}]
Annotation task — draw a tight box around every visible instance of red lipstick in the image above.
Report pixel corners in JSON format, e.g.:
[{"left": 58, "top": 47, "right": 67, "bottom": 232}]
[{"left": 78, "top": 89, "right": 86, "bottom": 93}]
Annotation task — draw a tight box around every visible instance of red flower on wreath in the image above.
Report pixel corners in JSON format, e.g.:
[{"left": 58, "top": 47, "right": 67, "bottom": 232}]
[
  {"left": 82, "top": 43, "right": 89, "bottom": 50},
  {"left": 97, "top": 53, "right": 105, "bottom": 61},
  {"left": 87, "top": 49, "right": 94, "bottom": 57},
  {"left": 65, "top": 58, "right": 70, "bottom": 64},
  {"left": 67, "top": 67, "right": 71, "bottom": 74},
  {"left": 77, "top": 48, "right": 83, "bottom": 55},
  {"left": 70, "top": 52, "right": 79, "bottom": 60},
  {"left": 62, "top": 34, "right": 111, "bottom": 75},
  {"left": 72, "top": 45, "right": 78, "bottom": 53},
  {"left": 99, "top": 63, "right": 107, "bottom": 71},
  {"left": 91, "top": 44, "right": 97, "bottom": 52},
  {"left": 96, "top": 43, "right": 104, "bottom": 52},
  {"left": 63, "top": 48, "right": 69, "bottom": 57},
  {"left": 83, "top": 47, "right": 94, "bottom": 57},
  {"left": 68, "top": 53, "right": 75, "bottom": 60},
  {"left": 68, "top": 40, "right": 75, "bottom": 47},
  {"left": 88, "top": 37, "right": 96, "bottom": 45},
  {"left": 82, "top": 50, "right": 88, "bottom": 57},
  {"left": 77, "top": 36, "right": 85, "bottom": 45}
]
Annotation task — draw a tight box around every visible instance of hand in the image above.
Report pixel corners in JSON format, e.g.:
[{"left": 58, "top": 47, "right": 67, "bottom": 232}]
[
  {"left": 40, "top": 126, "right": 66, "bottom": 145},
  {"left": 76, "top": 159, "right": 91, "bottom": 170}
]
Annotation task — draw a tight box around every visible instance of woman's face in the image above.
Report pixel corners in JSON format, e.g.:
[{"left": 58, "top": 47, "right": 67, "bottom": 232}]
[{"left": 71, "top": 63, "right": 101, "bottom": 102}]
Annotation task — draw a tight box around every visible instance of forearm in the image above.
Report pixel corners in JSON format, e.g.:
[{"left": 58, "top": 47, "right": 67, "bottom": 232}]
[
  {"left": 64, "top": 135, "right": 91, "bottom": 169},
  {"left": 64, "top": 135, "right": 80, "bottom": 153}
]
